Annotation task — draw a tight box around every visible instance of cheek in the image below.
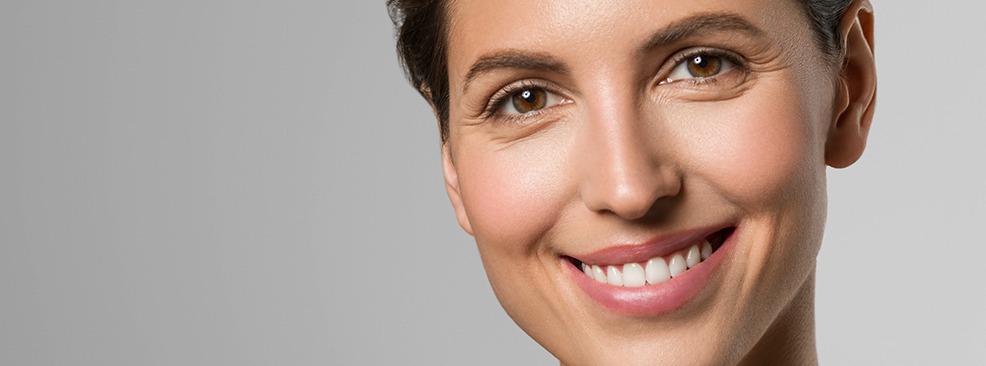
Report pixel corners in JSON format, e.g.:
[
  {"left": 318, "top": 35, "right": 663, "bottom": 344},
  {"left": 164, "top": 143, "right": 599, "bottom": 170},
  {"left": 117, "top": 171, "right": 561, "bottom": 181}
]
[
  {"left": 454, "top": 141, "right": 572, "bottom": 255},
  {"left": 675, "top": 83, "right": 825, "bottom": 207}
]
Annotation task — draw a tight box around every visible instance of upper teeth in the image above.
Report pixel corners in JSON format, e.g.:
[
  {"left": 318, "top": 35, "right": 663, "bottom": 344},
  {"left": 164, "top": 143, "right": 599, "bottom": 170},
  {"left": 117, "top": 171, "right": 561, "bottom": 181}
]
[{"left": 580, "top": 240, "right": 713, "bottom": 287}]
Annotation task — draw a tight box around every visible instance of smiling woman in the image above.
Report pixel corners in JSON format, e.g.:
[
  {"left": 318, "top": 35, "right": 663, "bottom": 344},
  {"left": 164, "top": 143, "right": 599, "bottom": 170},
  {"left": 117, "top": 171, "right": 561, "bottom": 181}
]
[{"left": 389, "top": 0, "right": 876, "bottom": 364}]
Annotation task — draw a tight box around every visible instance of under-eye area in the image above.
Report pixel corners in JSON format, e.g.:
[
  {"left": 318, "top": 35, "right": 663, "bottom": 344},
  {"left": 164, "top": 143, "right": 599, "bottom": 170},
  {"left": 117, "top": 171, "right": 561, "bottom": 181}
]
[{"left": 567, "top": 227, "right": 734, "bottom": 287}]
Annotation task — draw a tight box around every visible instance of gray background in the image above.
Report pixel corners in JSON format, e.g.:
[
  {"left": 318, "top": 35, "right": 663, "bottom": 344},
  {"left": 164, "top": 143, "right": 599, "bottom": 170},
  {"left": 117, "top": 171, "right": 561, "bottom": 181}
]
[{"left": 1, "top": 1, "right": 983, "bottom": 365}]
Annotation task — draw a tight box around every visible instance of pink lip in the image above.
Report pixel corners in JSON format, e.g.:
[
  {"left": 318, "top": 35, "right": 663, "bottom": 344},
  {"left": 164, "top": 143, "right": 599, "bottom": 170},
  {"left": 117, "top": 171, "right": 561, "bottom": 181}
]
[
  {"left": 572, "top": 225, "right": 726, "bottom": 265},
  {"left": 565, "top": 226, "right": 737, "bottom": 315}
]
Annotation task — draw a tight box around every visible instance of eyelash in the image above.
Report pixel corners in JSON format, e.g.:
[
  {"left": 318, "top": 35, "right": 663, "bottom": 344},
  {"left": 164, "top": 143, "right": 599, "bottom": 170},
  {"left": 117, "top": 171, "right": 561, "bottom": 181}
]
[
  {"left": 663, "top": 47, "right": 745, "bottom": 86},
  {"left": 481, "top": 48, "right": 746, "bottom": 121},
  {"left": 482, "top": 80, "right": 553, "bottom": 121}
]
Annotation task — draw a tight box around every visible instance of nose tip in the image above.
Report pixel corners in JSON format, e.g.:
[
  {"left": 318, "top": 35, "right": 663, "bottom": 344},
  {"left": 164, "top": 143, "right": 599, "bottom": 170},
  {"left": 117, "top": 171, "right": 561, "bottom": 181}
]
[{"left": 581, "top": 164, "right": 681, "bottom": 220}]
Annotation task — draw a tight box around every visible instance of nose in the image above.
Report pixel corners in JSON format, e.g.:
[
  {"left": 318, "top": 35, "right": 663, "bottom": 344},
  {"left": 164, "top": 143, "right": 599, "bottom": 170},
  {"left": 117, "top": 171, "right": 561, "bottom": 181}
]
[{"left": 578, "top": 92, "right": 681, "bottom": 220}]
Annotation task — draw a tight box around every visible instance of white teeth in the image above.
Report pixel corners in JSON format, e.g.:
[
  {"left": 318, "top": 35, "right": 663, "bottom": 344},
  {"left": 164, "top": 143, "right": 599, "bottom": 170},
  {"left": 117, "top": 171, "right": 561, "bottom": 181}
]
[
  {"left": 701, "top": 240, "right": 712, "bottom": 260},
  {"left": 607, "top": 266, "right": 623, "bottom": 286},
  {"left": 668, "top": 254, "right": 687, "bottom": 277},
  {"left": 645, "top": 257, "right": 671, "bottom": 285},
  {"left": 622, "top": 263, "right": 646, "bottom": 287},
  {"left": 592, "top": 265, "right": 607, "bottom": 283},
  {"left": 581, "top": 239, "right": 717, "bottom": 285},
  {"left": 686, "top": 245, "right": 701, "bottom": 268}
]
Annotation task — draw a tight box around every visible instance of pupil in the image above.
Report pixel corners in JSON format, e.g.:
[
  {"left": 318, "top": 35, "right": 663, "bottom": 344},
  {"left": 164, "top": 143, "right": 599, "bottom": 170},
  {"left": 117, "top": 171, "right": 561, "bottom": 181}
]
[
  {"left": 512, "top": 88, "right": 546, "bottom": 113},
  {"left": 521, "top": 90, "right": 535, "bottom": 103},
  {"left": 693, "top": 56, "right": 707, "bottom": 68}
]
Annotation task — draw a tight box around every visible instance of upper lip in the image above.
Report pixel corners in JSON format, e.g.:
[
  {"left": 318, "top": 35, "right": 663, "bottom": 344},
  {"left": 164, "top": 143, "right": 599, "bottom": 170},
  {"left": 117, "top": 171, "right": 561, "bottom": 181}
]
[{"left": 569, "top": 224, "right": 729, "bottom": 265}]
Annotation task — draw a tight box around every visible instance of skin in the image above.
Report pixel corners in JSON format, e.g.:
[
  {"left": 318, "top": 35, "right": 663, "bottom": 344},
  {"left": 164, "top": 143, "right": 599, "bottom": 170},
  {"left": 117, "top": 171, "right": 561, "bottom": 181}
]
[{"left": 434, "top": 0, "right": 876, "bottom": 364}]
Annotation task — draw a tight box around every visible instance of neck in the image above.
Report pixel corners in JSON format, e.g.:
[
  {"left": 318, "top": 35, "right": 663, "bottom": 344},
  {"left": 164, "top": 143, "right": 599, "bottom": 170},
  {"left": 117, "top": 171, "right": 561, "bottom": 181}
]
[{"left": 738, "top": 271, "right": 818, "bottom": 366}]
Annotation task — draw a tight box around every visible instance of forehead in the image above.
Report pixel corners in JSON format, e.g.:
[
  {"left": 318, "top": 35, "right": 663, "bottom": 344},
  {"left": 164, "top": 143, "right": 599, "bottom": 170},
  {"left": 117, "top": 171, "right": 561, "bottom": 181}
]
[{"left": 445, "top": 0, "right": 809, "bottom": 86}]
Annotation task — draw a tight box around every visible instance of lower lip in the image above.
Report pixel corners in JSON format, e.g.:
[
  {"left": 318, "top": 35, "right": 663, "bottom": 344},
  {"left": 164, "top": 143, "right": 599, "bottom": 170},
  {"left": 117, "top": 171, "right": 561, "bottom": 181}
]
[{"left": 564, "top": 229, "right": 737, "bottom": 315}]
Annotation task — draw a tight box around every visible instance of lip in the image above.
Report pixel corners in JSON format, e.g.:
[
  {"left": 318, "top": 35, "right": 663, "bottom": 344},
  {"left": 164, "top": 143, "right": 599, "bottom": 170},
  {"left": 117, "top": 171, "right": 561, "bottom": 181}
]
[
  {"left": 571, "top": 224, "right": 728, "bottom": 265},
  {"left": 564, "top": 226, "right": 737, "bottom": 315}
]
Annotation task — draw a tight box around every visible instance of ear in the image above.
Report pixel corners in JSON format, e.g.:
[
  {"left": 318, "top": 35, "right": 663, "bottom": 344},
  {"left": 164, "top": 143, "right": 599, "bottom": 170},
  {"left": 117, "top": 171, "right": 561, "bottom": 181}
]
[
  {"left": 442, "top": 143, "right": 474, "bottom": 235},
  {"left": 424, "top": 83, "right": 473, "bottom": 235},
  {"left": 825, "top": 0, "right": 877, "bottom": 169}
]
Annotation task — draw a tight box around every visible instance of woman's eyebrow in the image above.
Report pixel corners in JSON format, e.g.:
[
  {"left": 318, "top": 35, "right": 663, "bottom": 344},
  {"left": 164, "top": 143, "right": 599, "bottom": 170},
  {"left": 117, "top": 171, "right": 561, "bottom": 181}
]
[
  {"left": 462, "top": 51, "right": 568, "bottom": 93},
  {"left": 636, "top": 13, "right": 766, "bottom": 56},
  {"left": 461, "top": 13, "right": 762, "bottom": 93}
]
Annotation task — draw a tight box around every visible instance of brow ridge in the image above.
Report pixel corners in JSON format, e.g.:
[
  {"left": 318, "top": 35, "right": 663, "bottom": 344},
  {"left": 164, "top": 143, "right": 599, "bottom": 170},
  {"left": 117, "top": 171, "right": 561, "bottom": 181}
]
[
  {"left": 637, "top": 13, "right": 765, "bottom": 56},
  {"left": 461, "top": 13, "right": 764, "bottom": 92},
  {"left": 463, "top": 51, "right": 567, "bottom": 93}
]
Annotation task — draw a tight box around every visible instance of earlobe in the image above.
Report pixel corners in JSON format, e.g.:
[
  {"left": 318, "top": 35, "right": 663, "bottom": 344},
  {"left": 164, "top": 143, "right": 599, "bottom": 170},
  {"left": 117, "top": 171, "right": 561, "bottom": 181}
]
[
  {"left": 825, "top": 0, "right": 877, "bottom": 169},
  {"left": 443, "top": 143, "right": 474, "bottom": 236}
]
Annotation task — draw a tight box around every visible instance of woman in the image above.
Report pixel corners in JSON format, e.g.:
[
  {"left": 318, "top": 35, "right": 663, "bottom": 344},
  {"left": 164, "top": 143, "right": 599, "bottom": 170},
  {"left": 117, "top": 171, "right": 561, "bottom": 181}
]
[{"left": 389, "top": 0, "right": 876, "bottom": 364}]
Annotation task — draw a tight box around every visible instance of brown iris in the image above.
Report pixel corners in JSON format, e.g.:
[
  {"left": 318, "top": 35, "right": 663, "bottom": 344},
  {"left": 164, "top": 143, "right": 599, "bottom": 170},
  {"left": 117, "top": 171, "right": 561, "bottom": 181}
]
[
  {"left": 686, "top": 55, "right": 722, "bottom": 78},
  {"left": 511, "top": 88, "right": 548, "bottom": 113}
]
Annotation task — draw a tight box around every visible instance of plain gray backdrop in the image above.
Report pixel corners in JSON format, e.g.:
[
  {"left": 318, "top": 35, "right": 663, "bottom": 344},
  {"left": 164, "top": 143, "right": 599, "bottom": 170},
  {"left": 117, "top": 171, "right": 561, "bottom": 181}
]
[{"left": 2, "top": 0, "right": 983, "bottom": 365}]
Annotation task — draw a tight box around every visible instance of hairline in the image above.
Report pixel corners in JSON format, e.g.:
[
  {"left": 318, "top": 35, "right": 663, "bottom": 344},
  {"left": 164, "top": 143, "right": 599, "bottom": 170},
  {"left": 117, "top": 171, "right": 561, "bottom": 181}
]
[{"left": 391, "top": 0, "right": 853, "bottom": 144}]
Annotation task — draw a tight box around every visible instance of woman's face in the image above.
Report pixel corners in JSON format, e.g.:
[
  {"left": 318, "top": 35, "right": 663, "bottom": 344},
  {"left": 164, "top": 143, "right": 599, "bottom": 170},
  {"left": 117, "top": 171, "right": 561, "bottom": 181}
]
[{"left": 442, "top": 0, "right": 849, "bottom": 364}]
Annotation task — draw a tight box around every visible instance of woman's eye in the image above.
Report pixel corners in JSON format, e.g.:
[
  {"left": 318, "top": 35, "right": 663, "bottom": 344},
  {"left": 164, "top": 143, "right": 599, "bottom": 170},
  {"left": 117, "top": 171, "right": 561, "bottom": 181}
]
[
  {"left": 667, "top": 54, "right": 734, "bottom": 81},
  {"left": 499, "top": 87, "right": 564, "bottom": 115}
]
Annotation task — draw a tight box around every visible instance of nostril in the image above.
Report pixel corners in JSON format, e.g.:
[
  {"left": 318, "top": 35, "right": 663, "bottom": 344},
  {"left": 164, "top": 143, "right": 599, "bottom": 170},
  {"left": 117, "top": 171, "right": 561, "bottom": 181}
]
[{"left": 580, "top": 167, "right": 682, "bottom": 221}]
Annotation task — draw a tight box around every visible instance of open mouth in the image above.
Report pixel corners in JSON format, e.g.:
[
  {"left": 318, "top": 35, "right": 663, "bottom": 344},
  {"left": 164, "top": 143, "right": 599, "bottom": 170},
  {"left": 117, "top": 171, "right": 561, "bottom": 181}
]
[{"left": 567, "top": 227, "right": 734, "bottom": 287}]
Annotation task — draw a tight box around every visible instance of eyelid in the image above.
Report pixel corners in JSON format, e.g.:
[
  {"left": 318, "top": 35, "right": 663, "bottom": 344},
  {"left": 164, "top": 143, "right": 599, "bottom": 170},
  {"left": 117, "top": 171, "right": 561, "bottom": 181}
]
[
  {"left": 660, "top": 47, "right": 745, "bottom": 84},
  {"left": 483, "top": 79, "right": 567, "bottom": 120}
]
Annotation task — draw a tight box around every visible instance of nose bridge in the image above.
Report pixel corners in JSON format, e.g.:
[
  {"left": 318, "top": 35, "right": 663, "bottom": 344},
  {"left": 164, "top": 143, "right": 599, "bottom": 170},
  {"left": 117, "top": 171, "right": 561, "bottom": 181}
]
[{"left": 579, "top": 77, "right": 679, "bottom": 220}]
